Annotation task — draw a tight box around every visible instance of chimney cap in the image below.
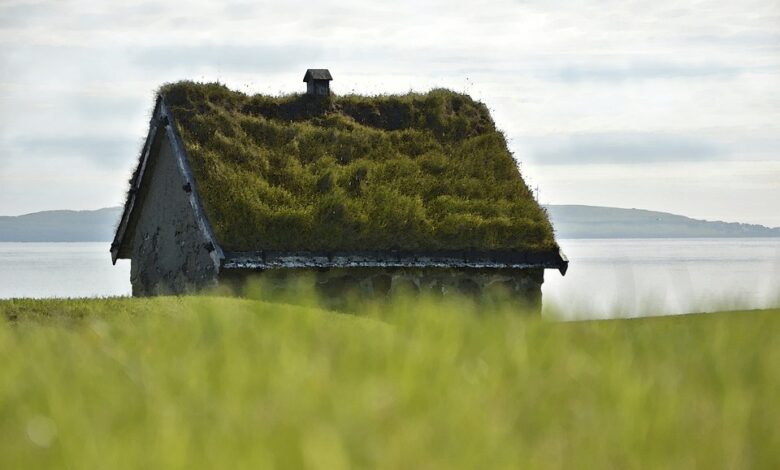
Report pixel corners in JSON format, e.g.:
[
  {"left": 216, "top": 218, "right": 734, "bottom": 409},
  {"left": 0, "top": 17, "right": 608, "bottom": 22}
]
[{"left": 303, "top": 69, "right": 333, "bottom": 82}]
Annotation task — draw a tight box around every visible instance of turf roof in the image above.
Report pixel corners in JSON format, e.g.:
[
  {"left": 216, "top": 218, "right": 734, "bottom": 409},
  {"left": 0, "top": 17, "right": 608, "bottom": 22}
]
[{"left": 159, "top": 81, "right": 558, "bottom": 253}]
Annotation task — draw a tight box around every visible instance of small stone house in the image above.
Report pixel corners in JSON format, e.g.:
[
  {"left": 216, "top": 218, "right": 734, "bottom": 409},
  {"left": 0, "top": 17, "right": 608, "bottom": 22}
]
[{"left": 111, "top": 70, "right": 567, "bottom": 310}]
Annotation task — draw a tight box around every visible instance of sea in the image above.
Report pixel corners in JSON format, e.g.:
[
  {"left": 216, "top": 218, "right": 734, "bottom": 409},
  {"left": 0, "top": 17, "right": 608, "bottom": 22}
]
[{"left": 1, "top": 239, "right": 778, "bottom": 320}]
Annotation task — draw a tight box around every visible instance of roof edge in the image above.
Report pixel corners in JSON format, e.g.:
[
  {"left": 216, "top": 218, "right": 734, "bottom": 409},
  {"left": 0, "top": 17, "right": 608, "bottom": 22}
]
[
  {"left": 110, "top": 94, "right": 225, "bottom": 268},
  {"left": 110, "top": 96, "right": 163, "bottom": 264},
  {"left": 222, "top": 249, "right": 569, "bottom": 275},
  {"left": 160, "top": 96, "right": 225, "bottom": 267}
]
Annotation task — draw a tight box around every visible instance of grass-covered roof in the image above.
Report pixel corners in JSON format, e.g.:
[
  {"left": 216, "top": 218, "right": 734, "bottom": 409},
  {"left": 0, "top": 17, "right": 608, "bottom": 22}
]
[{"left": 159, "top": 82, "right": 557, "bottom": 253}]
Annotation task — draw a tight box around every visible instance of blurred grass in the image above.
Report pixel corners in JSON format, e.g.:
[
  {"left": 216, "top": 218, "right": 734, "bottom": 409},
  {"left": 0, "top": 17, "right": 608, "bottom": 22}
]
[{"left": 1, "top": 295, "right": 779, "bottom": 469}]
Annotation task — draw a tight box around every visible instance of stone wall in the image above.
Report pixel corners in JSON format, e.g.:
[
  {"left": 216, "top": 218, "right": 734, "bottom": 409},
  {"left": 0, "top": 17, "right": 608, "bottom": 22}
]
[
  {"left": 129, "top": 133, "right": 218, "bottom": 296},
  {"left": 220, "top": 267, "right": 545, "bottom": 312}
]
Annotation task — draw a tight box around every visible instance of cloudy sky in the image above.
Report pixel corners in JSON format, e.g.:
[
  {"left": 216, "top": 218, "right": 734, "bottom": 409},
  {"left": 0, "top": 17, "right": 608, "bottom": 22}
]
[{"left": 1, "top": 0, "right": 779, "bottom": 225}]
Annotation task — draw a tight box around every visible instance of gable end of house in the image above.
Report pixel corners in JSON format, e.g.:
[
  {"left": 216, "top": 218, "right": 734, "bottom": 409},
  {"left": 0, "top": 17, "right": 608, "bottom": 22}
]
[{"left": 111, "top": 96, "right": 225, "bottom": 295}]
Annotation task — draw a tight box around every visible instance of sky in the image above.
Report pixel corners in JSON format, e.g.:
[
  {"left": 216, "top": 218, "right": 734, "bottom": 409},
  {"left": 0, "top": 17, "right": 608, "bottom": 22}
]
[{"left": 1, "top": 0, "right": 779, "bottom": 226}]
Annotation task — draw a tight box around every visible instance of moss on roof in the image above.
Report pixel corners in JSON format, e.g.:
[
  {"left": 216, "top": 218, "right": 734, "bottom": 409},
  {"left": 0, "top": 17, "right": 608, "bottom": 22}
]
[{"left": 159, "top": 81, "right": 557, "bottom": 253}]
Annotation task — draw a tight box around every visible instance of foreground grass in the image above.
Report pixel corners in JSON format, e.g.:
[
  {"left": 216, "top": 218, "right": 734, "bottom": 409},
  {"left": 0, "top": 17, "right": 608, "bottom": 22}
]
[{"left": 1, "top": 297, "right": 778, "bottom": 469}]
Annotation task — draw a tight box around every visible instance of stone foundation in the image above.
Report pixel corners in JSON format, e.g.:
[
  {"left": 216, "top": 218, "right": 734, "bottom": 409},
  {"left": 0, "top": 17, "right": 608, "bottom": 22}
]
[{"left": 219, "top": 267, "right": 545, "bottom": 313}]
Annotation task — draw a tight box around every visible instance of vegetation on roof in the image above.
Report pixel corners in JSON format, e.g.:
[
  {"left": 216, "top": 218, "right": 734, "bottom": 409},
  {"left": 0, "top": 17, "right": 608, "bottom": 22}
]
[{"left": 159, "top": 81, "right": 557, "bottom": 252}]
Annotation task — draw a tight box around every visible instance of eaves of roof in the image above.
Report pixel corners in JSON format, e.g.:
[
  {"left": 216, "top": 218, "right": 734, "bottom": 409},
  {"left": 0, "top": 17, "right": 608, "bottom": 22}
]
[{"left": 223, "top": 249, "right": 569, "bottom": 275}]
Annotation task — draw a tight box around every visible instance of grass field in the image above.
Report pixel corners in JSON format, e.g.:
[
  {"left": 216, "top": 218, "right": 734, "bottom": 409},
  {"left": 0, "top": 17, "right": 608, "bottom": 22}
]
[{"left": 1, "top": 296, "right": 779, "bottom": 469}]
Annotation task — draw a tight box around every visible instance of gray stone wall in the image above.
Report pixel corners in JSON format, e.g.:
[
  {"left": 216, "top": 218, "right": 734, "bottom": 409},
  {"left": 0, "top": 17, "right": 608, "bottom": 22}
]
[
  {"left": 220, "top": 267, "right": 545, "bottom": 312},
  {"left": 129, "top": 133, "right": 218, "bottom": 296}
]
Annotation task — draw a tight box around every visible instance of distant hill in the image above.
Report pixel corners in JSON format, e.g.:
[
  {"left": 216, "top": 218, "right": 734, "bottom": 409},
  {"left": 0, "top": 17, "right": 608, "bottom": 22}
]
[
  {"left": 545, "top": 205, "right": 780, "bottom": 239},
  {"left": 0, "top": 207, "right": 122, "bottom": 242},
  {"left": 1, "top": 205, "right": 778, "bottom": 242}
]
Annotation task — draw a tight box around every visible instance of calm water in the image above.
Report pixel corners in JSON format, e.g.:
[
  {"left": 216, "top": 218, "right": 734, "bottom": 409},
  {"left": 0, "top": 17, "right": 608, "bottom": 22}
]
[
  {"left": 544, "top": 238, "right": 780, "bottom": 319},
  {"left": 0, "top": 243, "right": 131, "bottom": 299},
  {"left": 1, "top": 240, "right": 778, "bottom": 319}
]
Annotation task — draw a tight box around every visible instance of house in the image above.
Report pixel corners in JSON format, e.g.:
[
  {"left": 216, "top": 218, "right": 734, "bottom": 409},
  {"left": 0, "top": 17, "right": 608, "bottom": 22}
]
[
  {"left": 111, "top": 71, "right": 567, "bottom": 310},
  {"left": 303, "top": 69, "right": 332, "bottom": 96}
]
